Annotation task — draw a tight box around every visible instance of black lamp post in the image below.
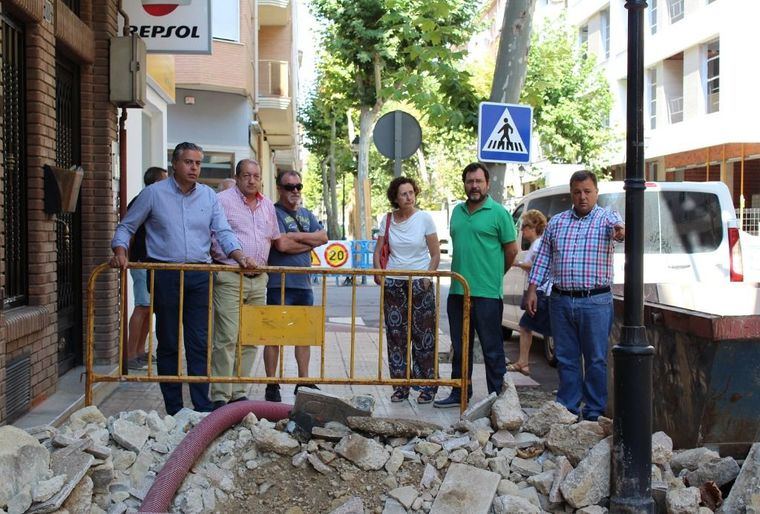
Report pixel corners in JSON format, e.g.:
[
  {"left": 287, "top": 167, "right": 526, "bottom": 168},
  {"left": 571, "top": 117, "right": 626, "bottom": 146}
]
[{"left": 610, "top": 1, "right": 655, "bottom": 512}]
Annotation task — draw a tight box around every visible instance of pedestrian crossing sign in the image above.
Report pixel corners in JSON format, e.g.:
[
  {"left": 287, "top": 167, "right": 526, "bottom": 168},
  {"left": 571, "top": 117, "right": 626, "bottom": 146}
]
[{"left": 478, "top": 102, "right": 533, "bottom": 164}]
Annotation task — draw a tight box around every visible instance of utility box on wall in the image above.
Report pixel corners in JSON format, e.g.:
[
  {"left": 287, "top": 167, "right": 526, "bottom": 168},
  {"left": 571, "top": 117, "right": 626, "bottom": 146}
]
[{"left": 110, "top": 34, "right": 147, "bottom": 108}]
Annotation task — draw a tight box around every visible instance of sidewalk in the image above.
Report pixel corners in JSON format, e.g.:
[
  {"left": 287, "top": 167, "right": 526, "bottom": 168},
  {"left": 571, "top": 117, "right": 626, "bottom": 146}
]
[{"left": 15, "top": 322, "right": 538, "bottom": 428}]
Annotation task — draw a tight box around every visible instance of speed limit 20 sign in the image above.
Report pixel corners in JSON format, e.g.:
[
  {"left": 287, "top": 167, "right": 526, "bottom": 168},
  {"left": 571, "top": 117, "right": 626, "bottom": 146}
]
[{"left": 312, "top": 241, "right": 351, "bottom": 269}]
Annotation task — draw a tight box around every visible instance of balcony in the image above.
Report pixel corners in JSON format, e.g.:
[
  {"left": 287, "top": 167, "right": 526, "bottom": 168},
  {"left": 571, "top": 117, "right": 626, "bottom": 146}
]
[
  {"left": 259, "top": 60, "right": 289, "bottom": 99},
  {"left": 257, "top": 60, "right": 294, "bottom": 149},
  {"left": 259, "top": 0, "right": 290, "bottom": 26}
]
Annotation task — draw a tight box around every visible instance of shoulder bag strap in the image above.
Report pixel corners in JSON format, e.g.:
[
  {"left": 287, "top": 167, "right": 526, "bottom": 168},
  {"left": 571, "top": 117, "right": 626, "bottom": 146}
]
[
  {"left": 384, "top": 212, "right": 391, "bottom": 243},
  {"left": 275, "top": 203, "right": 305, "bottom": 232}
]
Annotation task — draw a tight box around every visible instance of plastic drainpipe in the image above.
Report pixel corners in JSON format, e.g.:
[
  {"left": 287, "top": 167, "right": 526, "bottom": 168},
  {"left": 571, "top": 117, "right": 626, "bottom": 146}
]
[{"left": 139, "top": 401, "right": 292, "bottom": 513}]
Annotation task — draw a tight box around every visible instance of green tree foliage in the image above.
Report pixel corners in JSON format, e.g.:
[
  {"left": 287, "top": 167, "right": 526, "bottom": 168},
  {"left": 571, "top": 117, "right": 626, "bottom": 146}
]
[
  {"left": 520, "top": 17, "right": 613, "bottom": 168},
  {"left": 308, "top": 0, "right": 481, "bottom": 237}
]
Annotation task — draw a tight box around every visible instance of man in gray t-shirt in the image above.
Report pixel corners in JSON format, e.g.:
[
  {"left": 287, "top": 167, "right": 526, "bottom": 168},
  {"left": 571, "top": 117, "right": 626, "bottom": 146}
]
[{"left": 264, "top": 171, "right": 328, "bottom": 402}]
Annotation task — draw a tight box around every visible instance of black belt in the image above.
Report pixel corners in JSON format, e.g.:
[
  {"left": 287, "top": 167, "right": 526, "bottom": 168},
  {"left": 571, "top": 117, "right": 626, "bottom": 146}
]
[{"left": 554, "top": 286, "right": 610, "bottom": 298}]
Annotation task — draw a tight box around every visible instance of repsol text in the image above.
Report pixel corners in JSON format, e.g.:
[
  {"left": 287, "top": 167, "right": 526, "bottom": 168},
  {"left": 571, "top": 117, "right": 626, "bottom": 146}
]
[{"left": 129, "top": 25, "right": 200, "bottom": 38}]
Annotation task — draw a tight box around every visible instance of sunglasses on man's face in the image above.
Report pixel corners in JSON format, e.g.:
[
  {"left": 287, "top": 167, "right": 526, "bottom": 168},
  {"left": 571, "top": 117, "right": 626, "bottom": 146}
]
[{"left": 281, "top": 183, "right": 303, "bottom": 192}]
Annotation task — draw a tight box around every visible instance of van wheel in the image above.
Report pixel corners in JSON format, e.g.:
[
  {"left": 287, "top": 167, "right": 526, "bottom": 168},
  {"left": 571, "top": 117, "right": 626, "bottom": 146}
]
[
  {"left": 544, "top": 336, "right": 558, "bottom": 367},
  {"left": 501, "top": 326, "right": 513, "bottom": 340}
]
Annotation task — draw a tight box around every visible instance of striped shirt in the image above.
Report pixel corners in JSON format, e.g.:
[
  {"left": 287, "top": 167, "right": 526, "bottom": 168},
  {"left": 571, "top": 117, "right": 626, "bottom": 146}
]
[
  {"left": 211, "top": 187, "right": 280, "bottom": 266},
  {"left": 528, "top": 205, "right": 623, "bottom": 291}
]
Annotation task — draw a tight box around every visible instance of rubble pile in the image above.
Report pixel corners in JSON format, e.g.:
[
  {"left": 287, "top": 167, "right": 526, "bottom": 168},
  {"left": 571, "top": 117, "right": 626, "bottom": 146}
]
[{"left": 1, "top": 378, "right": 758, "bottom": 514}]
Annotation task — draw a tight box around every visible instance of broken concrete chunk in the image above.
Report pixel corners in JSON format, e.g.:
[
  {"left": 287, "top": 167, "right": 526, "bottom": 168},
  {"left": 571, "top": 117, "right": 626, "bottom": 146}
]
[
  {"left": 0, "top": 426, "right": 51, "bottom": 509},
  {"left": 686, "top": 456, "right": 740, "bottom": 488},
  {"left": 388, "top": 485, "right": 418, "bottom": 509},
  {"left": 110, "top": 419, "right": 149, "bottom": 453},
  {"left": 492, "top": 494, "right": 541, "bottom": 514},
  {"left": 430, "top": 463, "right": 501, "bottom": 514},
  {"left": 671, "top": 447, "right": 720, "bottom": 474},
  {"left": 546, "top": 421, "right": 605, "bottom": 466},
  {"left": 522, "top": 401, "right": 578, "bottom": 437},
  {"left": 490, "top": 380, "right": 525, "bottom": 431},
  {"left": 651, "top": 431, "right": 673, "bottom": 466},
  {"left": 346, "top": 417, "right": 441, "bottom": 438},
  {"left": 559, "top": 437, "right": 612, "bottom": 508},
  {"left": 666, "top": 486, "right": 701, "bottom": 514},
  {"left": 31, "top": 475, "right": 66, "bottom": 503},
  {"left": 334, "top": 434, "right": 389, "bottom": 471},
  {"left": 327, "top": 495, "right": 364, "bottom": 514},
  {"left": 462, "top": 393, "right": 497, "bottom": 422},
  {"left": 250, "top": 425, "right": 300, "bottom": 456},
  {"left": 719, "top": 443, "right": 760, "bottom": 514}
]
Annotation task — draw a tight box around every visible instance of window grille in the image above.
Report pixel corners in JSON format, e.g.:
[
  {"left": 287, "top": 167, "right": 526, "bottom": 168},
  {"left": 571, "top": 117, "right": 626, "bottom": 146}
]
[{"left": 2, "top": 15, "right": 27, "bottom": 307}]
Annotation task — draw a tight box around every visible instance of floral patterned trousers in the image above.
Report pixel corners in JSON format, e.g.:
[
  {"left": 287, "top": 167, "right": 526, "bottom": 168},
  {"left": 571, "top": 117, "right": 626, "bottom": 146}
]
[{"left": 383, "top": 278, "right": 437, "bottom": 394}]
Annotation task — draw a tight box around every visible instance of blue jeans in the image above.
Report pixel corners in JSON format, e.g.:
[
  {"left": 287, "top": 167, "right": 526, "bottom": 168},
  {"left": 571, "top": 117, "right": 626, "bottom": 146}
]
[
  {"left": 549, "top": 291, "right": 613, "bottom": 419},
  {"left": 447, "top": 295, "right": 506, "bottom": 396},
  {"left": 266, "top": 287, "right": 314, "bottom": 307},
  {"left": 154, "top": 270, "right": 212, "bottom": 415}
]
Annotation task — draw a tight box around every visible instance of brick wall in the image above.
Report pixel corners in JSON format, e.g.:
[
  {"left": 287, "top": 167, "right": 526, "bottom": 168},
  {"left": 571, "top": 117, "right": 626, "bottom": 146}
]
[
  {"left": 80, "top": 0, "right": 119, "bottom": 364},
  {"left": 0, "top": 0, "right": 120, "bottom": 424}
]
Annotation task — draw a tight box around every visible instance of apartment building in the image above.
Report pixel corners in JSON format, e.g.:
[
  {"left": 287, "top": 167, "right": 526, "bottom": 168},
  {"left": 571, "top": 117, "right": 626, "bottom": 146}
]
[
  {"left": 169, "top": 0, "right": 301, "bottom": 197},
  {"left": 559, "top": 0, "right": 760, "bottom": 212}
]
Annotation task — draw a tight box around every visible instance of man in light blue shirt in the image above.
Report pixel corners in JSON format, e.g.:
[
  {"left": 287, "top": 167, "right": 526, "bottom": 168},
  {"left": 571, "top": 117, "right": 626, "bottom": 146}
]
[{"left": 111, "top": 142, "right": 255, "bottom": 414}]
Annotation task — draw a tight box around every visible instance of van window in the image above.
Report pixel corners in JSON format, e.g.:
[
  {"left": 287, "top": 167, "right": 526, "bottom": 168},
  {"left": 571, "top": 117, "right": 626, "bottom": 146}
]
[
  {"left": 597, "top": 191, "right": 723, "bottom": 254},
  {"left": 526, "top": 194, "right": 571, "bottom": 220},
  {"left": 659, "top": 191, "right": 723, "bottom": 253},
  {"left": 598, "top": 192, "right": 661, "bottom": 254}
]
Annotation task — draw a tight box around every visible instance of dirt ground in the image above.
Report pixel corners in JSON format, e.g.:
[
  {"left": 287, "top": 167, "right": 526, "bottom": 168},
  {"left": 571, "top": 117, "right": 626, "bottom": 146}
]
[{"left": 219, "top": 456, "right": 425, "bottom": 514}]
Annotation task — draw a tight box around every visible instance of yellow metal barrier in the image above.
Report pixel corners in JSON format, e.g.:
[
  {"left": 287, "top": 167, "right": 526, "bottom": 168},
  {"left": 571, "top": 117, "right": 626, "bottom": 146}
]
[{"left": 86, "top": 262, "right": 472, "bottom": 411}]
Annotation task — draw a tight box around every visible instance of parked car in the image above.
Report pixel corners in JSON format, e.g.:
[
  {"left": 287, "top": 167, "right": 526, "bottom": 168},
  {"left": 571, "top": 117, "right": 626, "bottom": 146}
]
[{"left": 502, "top": 181, "right": 744, "bottom": 365}]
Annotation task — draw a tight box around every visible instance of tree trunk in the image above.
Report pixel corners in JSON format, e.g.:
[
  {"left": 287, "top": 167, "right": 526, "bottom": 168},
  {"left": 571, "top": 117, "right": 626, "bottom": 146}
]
[
  {"left": 487, "top": 0, "right": 537, "bottom": 204},
  {"left": 356, "top": 105, "right": 377, "bottom": 240},
  {"left": 327, "top": 117, "right": 341, "bottom": 239},
  {"left": 417, "top": 147, "right": 430, "bottom": 185}
]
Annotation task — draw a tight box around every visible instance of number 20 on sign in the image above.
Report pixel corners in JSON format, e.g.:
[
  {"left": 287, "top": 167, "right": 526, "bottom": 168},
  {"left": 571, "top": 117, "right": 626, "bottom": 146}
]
[{"left": 324, "top": 242, "right": 349, "bottom": 268}]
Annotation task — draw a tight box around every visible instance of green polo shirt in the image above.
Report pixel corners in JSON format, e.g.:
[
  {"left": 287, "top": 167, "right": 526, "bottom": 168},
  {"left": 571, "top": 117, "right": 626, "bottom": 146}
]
[{"left": 449, "top": 196, "right": 517, "bottom": 299}]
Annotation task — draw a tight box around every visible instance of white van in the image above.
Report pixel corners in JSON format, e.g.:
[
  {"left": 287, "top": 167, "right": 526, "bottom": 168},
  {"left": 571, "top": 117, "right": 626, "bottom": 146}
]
[{"left": 502, "top": 181, "right": 744, "bottom": 364}]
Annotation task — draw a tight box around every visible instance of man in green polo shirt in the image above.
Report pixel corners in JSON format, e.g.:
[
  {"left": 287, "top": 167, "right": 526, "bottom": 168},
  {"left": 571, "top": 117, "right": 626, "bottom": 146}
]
[{"left": 434, "top": 162, "right": 519, "bottom": 407}]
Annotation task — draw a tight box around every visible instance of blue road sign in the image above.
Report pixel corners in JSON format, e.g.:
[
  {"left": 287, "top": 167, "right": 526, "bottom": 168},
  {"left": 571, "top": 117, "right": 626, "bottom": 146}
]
[{"left": 478, "top": 102, "right": 533, "bottom": 164}]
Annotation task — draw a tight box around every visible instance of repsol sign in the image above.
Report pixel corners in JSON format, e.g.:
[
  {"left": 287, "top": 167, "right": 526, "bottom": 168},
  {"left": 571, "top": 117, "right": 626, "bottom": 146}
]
[
  {"left": 123, "top": 0, "right": 211, "bottom": 54},
  {"left": 129, "top": 25, "right": 201, "bottom": 39}
]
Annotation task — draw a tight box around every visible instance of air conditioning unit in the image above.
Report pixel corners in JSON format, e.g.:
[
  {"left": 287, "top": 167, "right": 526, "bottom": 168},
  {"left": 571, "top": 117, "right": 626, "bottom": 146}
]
[{"left": 109, "top": 34, "right": 147, "bottom": 108}]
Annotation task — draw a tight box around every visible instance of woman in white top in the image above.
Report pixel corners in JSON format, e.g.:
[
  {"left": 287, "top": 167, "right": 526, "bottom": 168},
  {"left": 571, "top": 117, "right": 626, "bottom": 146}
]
[
  {"left": 508, "top": 209, "right": 551, "bottom": 376},
  {"left": 373, "top": 177, "right": 440, "bottom": 404}
]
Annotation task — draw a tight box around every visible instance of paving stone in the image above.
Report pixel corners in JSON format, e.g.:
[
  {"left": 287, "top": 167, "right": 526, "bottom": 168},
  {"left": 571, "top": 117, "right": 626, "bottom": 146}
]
[
  {"left": 415, "top": 441, "right": 441, "bottom": 456},
  {"left": 546, "top": 421, "right": 605, "bottom": 466},
  {"left": 346, "top": 416, "right": 442, "bottom": 438},
  {"left": 430, "top": 463, "right": 501, "bottom": 514},
  {"left": 250, "top": 425, "right": 301, "bottom": 456},
  {"left": 667, "top": 486, "right": 701, "bottom": 514},
  {"left": 671, "top": 447, "right": 720, "bottom": 474},
  {"left": 686, "top": 456, "right": 740, "bottom": 488},
  {"left": 0, "top": 426, "right": 51, "bottom": 509},
  {"left": 651, "top": 431, "right": 673, "bottom": 466},
  {"left": 292, "top": 389, "right": 371, "bottom": 428},
  {"left": 441, "top": 435, "right": 470, "bottom": 453},
  {"left": 522, "top": 401, "right": 578, "bottom": 437},
  {"left": 491, "top": 380, "right": 525, "bottom": 431},
  {"left": 559, "top": 437, "right": 612, "bottom": 509},
  {"left": 720, "top": 443, "right": 760, "bottom": 514},
  {"left": 335, "top": 434, "right": 389, "bottom": 471},
  {"left": 32, "top": 475, "right": 66, "bottom": 503},
  {"left": 388, "top": 485, "right": 418, "bottom": 509},
  {"left": 327, "top": 495, "right": 364, "bottom": 514},
  {"left": 491, "top": 430, "right": 515, "bottom": 449},
  {"left": 511, "top": 457, "right": 543, "bottom": 477},
  {"left": 492, "top": 494, "right": 541, "bottom": 514},
  {"left": 385, "top": 448, "right": 404, "bottom": 475},
  {"left": 307, "top": 454, "right": 334, "bottom": 475},
  {"left": 381, "top": 498, "right": 406, "bottom": 514},
  {"left": 461, "top": 393, "right": 497, "bottom": 422},
  {"left": 61, "top": 475, "right": 93, "bottom": 514},
  {"left": 527, "top": 469, "right": 555, "bottom": 495},
  {"left": 28, "top": 447, "right": 94, "bottom": 514},
  {"left": 419, "top": 464, "right": 439, "bottom": 489},
  {"left": 576, "top": 506, "right": 608, "bottom": 514},
  {"left": 312, "top": 425, "right": 352, "bottom": 442},
  {"left": 110, "top": 419, "right": 149, "bottom": 453}
]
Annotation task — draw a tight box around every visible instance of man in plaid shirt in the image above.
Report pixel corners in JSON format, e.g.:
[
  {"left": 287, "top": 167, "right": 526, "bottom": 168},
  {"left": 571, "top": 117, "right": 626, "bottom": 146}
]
[{"left": 525, "top": 170, "right": 625, "bottom": 421}]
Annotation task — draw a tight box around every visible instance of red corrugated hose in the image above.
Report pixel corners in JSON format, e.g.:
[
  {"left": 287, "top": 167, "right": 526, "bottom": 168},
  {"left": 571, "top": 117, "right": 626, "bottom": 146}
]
[{"left": 139, "top": 401, "right": 292, "bottom": 513}]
